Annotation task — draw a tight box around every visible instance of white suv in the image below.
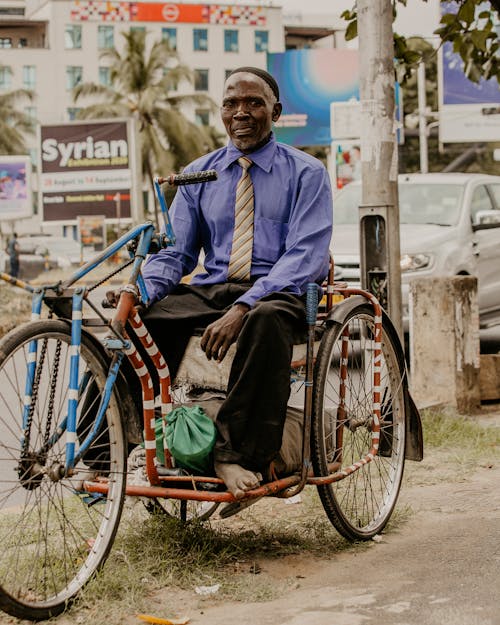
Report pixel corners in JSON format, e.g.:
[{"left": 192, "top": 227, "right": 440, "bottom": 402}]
[{"left": 331, "top": 172, "right": 500, "bottom": 330}]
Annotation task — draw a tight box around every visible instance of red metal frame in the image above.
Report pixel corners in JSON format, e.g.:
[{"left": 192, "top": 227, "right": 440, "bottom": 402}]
[{"left": 85, "top": 275, "right": 384, "bottom": 505}]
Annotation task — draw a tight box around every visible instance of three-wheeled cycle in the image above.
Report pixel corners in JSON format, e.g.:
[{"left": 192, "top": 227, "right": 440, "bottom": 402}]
[{"left": 0, "top": 170, "right": 422, "bottom": 621}]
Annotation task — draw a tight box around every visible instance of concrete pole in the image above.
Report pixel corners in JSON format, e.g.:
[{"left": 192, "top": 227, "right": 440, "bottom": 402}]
[{"left": 357, "top": 0, "right": 403, "bottom": 338}]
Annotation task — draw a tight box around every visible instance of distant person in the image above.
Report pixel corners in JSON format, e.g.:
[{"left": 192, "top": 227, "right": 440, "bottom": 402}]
[{"left": 7, "top": 233, "right": 20, "bottom": 278}]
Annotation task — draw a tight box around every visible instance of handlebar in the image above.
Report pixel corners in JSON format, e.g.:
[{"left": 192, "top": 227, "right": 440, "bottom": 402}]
[{"left": 156, "top": 170, "right": 218, "bottom": 186}]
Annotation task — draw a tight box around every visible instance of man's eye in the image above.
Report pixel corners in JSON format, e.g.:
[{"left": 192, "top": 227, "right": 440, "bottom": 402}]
[
  {"left": 222, "top": 101, "right": 236, "bottom": 109},
  {"left": 249, "top": 100, "right": 262, "bottom": 107}
]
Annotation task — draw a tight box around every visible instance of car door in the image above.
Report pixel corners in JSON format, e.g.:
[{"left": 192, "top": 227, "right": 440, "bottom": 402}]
[{"left": 470, "top": 183, "right": 500, "bottom": 313}]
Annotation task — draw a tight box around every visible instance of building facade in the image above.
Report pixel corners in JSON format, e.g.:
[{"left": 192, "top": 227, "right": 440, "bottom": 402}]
[{"left": 0, "top": 0, "right": 285, "bottom": 134}]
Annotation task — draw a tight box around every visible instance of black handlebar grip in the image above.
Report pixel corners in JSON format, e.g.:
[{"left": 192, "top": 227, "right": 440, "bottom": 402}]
[{"left": 157, "top": 170, "right": 218, "bottom": 186}]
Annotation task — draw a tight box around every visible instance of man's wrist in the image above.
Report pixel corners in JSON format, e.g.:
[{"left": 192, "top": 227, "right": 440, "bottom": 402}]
[{"left": 233, "top": 302, "right": 250, "bottom": 314}]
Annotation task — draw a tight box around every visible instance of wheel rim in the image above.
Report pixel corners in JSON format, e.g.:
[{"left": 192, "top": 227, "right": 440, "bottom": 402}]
[
  {"left": 317, "top": 313, "right": 406, "bottom": 537},
  {"left": 0, "top": 325, "right": 125, "bottom": 617}
]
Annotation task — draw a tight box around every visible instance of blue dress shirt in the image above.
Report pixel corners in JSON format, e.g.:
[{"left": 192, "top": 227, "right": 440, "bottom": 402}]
[{"left": 142, "top": 134, "right": 333, "bottom": 309}]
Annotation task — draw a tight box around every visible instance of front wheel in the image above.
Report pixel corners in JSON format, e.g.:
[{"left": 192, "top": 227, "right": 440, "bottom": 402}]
[
  {"left": 0, "top": 320, "right": 127, "bottom": 620},
  {"left": 311, "top": 304, "right": 406, "bottom": 541}
]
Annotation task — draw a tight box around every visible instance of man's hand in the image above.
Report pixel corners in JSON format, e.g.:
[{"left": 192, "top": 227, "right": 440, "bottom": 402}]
[{"left": 200, "top": 303, "right": 249, "bottom": 362}]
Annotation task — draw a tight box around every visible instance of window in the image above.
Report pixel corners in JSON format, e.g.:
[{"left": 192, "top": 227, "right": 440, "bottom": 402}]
[
  {"left": 24, "top": 106, "right": 37, "bottom": 121},
  {"left": 163, "top": 67, "right": 178, "bottom": 91},
  {"left": 23, "top": 65, "right": 36, "bottom": 89},
  {"left": 67, "top": 107, "right": 82, "bottom": 120},
  {"left": 162, "top": 27, "right": 177, "bottom": 51},
  {"left": 99, "top": 66, "right": 111, "bottom": 86},
  {"left": 471, "top": 186, "right": 494, "bottom": 223},
  {"left": 224, "top": 29, "right": 238, "bottom": 53},
  {"left": 194, "top": 69, "right": 209, "bottom": 91},
  {"left": 255, "top": 30, "right": 269, "bottom": 53},
  {"left": 65, "top": 24, "right": 82, "bottom": 49},
  {"left": 66, "top": 66, "right": 83, "bottom": 90},
  {"left": 0, "top": 66, "right": 12, "bottom": 89},
  {"left": 0, "top": 37, "right": 12, "bottom": 48},
  {"left": 193, "top": 28, "right": 208, "bottom": 51},
  {"left": 195, "top": 109, "right": 210, "bottom": 126},
  {"left": 489, "top": 184, "right": 500, "bottom": 208},
  {"left": 18, "top": 38, "right": 28, "bottom": 48},
  {"left": 98, "top": 25, "right": 114, "bottom": 49}
]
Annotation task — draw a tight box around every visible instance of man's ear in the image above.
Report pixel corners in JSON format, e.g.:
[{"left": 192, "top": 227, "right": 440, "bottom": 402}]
[{"left": 272, "top": 102, "right": 282, "bottom": 122}]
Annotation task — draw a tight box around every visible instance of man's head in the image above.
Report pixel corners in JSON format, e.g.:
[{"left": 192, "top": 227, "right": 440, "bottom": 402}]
[{"left": 221, "top": 67, "right": 282, "bottom": 154}]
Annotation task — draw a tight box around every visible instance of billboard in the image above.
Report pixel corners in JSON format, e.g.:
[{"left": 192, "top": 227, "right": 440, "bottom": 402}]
[
  {"left": 0, "top": 156, "right": 32, "bottom": 221},
  {"left": 39, "top": 119, "right": 140, "bottom": 223},
  {"left": 439, "top": 1, "right": 500, "bottom": 142},
  {"left": 267, "top": 49, "right": 360, "bottom": 146},
  {"left": 70, "top": 1, "right": 266, "bottom": 25}
]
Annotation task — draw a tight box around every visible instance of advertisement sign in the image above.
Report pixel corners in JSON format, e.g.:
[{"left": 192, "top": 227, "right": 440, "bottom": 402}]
[
  {"left": 331, "top": 142, "right": 362, "bottom": 190},
  {"left": 39, "top": 120, "right": 136, "bottom": 223},
  {"left": 439, "top": 1, "right": 500, "bottom": 142},
  {"left": 0, "top": 156, "right": 32, "bottom": 221},
  {"left": 77, "top": 214, "right": 106, "bottom": 251},
  {"left": 267, "top": 49, "right": 360, "bottom": 146},
  {"left": 71, "top": 1, "right": 265, "bottom": 25}
]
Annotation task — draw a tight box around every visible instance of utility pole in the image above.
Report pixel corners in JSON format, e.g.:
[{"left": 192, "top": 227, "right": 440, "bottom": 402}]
[
  {"left": 357, "top": 0, "right": 403, "bottom": 338},
  {"left": 418, "top": 61, "right": 429, "bottom": 174}
]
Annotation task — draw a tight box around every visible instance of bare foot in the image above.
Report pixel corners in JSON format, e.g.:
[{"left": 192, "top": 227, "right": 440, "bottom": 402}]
[{"left": 214, "top": 461, "right": 261, "bottom": 499}]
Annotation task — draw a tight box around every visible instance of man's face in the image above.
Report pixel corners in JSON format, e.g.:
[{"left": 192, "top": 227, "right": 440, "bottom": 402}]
[{"left": 220, "top": 72, "right": 282, "bottom": 153}]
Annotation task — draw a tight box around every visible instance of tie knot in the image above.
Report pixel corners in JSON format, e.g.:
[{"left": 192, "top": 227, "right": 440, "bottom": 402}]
[{"left": 238, "top": 156, "right": 252, "bottom": 171}]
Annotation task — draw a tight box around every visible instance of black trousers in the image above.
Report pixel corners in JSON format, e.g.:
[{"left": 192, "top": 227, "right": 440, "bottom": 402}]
[{"left": 141, "top": 283, "right": 307, "bottom": 474}]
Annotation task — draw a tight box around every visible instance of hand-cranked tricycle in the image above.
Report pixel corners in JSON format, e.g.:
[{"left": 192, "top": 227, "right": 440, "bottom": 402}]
[{"left": 0, "top": 170, "right": 422, "bottom": 621}]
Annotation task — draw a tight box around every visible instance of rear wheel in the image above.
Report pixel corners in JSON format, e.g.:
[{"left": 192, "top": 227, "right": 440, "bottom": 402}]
[
  {"left": 0, "top": 320, "right": 126, "bottom": 620},
  {"left": 311, "top": 305, "right": 406, "bottom": 540}
]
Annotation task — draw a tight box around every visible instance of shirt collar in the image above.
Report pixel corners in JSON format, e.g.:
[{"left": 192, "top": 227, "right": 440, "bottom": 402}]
[{"left": 220, "top": 133, "right": 277, "bottom": 173}]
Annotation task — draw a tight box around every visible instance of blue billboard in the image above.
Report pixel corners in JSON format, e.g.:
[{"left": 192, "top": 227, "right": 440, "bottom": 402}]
[{"left": 267, "top": 49, "right": 360, "bottom": 146}]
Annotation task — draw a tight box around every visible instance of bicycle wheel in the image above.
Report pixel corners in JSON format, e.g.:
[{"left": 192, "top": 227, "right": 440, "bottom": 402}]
[
  {"left": 0, "top": 320, "right": 126, "bottom": 620},
  {"left": 311, "top": 304, "right": 406, "bottom": 541}
]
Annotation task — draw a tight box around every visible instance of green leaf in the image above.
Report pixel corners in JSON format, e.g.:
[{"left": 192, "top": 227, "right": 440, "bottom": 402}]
[
  {"left": 457, "top": 0, "right": 475, "bottom": 25},
  {"left": 471, "top": 29, "right": 489, "bottom": 51},
  {"left": 345, "top": 20, "right": 358, "bottom": 41}
]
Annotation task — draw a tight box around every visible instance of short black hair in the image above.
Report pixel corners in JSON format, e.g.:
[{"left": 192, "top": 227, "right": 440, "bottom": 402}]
[{"left": 226, "top": 66, "right": 280, "bottom": 101}]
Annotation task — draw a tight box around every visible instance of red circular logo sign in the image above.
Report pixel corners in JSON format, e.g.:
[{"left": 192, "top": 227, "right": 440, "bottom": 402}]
[{"left": 162, "top": 4, "right": 180, "bottom": 21}]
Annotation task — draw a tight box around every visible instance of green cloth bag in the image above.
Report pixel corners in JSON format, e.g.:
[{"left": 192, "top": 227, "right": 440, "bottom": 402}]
[{"left": 164, "top": 405, "right": 216, "bottom": 474}]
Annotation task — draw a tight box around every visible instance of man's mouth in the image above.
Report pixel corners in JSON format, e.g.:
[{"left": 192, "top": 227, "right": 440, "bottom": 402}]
[{"left": 233, "top": 126, "right": 254, "bottom": 136}]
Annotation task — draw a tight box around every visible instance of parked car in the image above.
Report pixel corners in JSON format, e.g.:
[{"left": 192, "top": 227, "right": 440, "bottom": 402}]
[
  {"left": 17, "top": 235, "right": 85, "bottom": 269},
  {"left": 331, "top": 172, "right": 500, "bottom": 331}
]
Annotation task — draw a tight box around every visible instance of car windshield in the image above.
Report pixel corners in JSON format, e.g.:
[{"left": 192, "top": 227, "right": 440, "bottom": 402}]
[{"left": 334, "top": 182, "right": 464, "bottom": 226}]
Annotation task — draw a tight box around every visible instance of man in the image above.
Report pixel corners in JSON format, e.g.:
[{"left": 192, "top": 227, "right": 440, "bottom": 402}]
[
  {"left": 141, "top": 67, "right": 333, "bottom": 499},
  {"left": 7, "top": 232, "right": 19, "bottom": 278}
]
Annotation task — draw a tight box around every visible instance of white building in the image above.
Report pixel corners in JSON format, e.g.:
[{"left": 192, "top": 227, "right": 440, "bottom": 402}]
[{"left": 0, "top": 0, "right": 287, "bottom": 134}]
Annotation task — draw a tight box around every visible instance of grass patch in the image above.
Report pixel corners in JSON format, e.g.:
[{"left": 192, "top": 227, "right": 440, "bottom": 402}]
[
  {"left": 421, "top": 407, "right": 500, "bottom": 463},
  {"left": 53, "top": 492, "right": 357, "bottom": 624}
]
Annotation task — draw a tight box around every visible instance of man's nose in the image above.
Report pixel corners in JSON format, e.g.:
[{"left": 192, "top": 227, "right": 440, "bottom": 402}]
[{"left": 233, "top": 102, "right": 250, "bottom": 115}]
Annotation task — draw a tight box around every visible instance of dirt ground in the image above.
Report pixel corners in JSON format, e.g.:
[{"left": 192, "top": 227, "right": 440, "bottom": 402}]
[{"left": 113, "top": 408, "right": 500, "bottom": 625}]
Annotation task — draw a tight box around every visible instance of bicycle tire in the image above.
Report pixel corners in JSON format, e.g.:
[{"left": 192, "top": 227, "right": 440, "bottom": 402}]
[
  {"left": 0, "top": 320, "right": 126, "bottom": 620},
  {"left": 311, "top": 304, "right": 406, "bottom": 541}
]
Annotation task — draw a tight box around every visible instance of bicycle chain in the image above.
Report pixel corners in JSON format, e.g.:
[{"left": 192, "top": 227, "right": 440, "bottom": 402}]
[
  {"left": 42, "top": 338, "right": 61, "bottom": 454},
  {"left": 86, "top": 258, "right": 135, "bottom": 293}
]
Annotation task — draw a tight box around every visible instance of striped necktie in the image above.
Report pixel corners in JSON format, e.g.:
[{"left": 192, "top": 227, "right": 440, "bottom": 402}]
[{"left": 228, "top": 156, "right": 254, "bottom": 281}]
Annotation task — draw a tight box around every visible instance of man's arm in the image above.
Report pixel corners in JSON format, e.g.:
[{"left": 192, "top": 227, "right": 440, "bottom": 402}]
[{"left": 142, "top": 186, "right": 201, "bottom": 304}]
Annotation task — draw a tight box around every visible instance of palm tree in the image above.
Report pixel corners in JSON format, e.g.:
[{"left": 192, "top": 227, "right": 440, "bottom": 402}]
[
  {"left": 72, "top": 29, "right": 222, "bottom": 226},
  {"left": 0, "top": 64, "right": 35, "bottom": 154}
]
